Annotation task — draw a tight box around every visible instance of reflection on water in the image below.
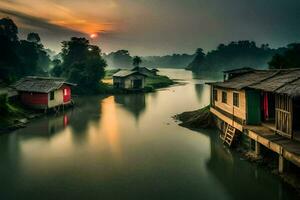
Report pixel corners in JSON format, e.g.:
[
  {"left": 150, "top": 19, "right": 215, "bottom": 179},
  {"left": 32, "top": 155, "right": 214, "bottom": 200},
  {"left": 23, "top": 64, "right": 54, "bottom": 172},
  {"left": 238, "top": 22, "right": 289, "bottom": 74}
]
[
  {"left": 0, "top": 69, "right": 298, "bottom": 200},
  {"left": 114, "top": 94, "right": 146, "bottom": 121}
]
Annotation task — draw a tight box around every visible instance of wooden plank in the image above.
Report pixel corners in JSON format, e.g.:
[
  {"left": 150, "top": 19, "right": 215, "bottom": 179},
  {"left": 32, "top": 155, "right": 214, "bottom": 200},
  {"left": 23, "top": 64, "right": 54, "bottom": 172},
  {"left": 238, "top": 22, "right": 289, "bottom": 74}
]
[{"left": 210, "top": 107, "right": 243, "bottom": 131}]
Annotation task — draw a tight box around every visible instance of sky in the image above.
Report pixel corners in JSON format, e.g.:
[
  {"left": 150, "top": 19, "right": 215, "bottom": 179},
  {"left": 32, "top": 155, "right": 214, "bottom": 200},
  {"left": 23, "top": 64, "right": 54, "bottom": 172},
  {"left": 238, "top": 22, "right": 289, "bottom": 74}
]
[{"left": 0, "top": 0, "right": 300, "bottom": 56}]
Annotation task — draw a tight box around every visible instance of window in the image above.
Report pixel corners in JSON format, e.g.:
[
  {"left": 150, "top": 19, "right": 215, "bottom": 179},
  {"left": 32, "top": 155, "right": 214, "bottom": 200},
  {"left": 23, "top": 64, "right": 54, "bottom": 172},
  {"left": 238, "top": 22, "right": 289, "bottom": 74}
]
[
  {"left": 50, "top": 91, "right": 55, "bottom": 100},
  {"left": 222, "top": 91, "right": 227, "bottom": 103},
  {"left": 233, "top": 92, "right": 239, "bottom": 107},
  {"left": 213, "top": 89, "right": 218, "bottom": 101},
  {"left": 64, "top": 88, "right": 68, "bottom": 96}
]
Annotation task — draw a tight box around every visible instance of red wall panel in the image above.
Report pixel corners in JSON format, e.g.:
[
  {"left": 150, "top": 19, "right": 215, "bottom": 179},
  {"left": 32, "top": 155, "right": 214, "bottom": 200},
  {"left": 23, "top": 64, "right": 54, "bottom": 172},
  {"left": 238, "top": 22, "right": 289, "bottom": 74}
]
[{"left": 21, "top": 92, "right": 48, "bottom": 105}]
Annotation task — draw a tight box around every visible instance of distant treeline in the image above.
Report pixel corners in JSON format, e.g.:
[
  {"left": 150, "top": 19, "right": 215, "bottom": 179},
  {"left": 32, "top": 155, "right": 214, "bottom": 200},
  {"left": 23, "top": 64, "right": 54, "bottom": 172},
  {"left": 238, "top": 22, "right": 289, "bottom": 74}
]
[
  {"left": 1, "top": 17, "right": 300, "bottom": 89},
  {"left": 186, "top": 41, "right": 300, "bottom": 75},
  {"left": 103, "top": 50, "right": 195, "bottom": 69}
]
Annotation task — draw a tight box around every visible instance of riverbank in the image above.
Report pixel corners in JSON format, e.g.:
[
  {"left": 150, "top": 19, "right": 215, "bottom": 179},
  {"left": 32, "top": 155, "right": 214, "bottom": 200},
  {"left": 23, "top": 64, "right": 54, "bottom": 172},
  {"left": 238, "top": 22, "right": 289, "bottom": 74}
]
[
  {"left": 174, "top": 105, "right": 214, "bottom": 129},
  {"left": 0, "top": 94, "right": 40, "bottom": 134},
  {"left": 176, "top": 106, "right": 300, "bottom": 196},
  {"left": 0, "top": 93, "right": 75, "bottom": 134}
]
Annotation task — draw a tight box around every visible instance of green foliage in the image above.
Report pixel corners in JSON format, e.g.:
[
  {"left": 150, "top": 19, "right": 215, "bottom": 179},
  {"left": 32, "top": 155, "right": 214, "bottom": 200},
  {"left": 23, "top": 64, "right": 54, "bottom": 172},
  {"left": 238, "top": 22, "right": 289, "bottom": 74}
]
[
  {"left": 133, "top": 56, "right": 142, "bottom": 67},
  {"left": 53, "top": 37, "right": 107, "bottom": 94},
  {"left": 186, "top": 41, "right": 277, "bottom": 74},
  {"left": 268, "top": 43, "right": 300, "bottom": 69},
  {"left": 186, "top": 48, "right": 205, "bottom": 71},
  {"left": 0, "top": 94, "right": 8, "bottom": 115},
  {"left": 0, "top": 18, "right": 51, "bottom": 82},
  {"left": 27, "top": 32, "right": 41, "bottom": 43},
  {"left": 104, "top": 50, "right": 132, "bottom": 68},
  {"left": 145, "top": 75, "right": 173, "bottom": 89}
]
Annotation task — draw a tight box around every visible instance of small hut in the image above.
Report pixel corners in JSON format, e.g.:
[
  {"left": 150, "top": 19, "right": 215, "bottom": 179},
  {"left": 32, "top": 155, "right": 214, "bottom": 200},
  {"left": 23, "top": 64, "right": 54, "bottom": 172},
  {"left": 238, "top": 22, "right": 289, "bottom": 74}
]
[
  {"left": 113, "top": 70, "right": 147, "bottom": 90},
  {"left": 13, "top": 76, "right": 76, "bottom": 109}
]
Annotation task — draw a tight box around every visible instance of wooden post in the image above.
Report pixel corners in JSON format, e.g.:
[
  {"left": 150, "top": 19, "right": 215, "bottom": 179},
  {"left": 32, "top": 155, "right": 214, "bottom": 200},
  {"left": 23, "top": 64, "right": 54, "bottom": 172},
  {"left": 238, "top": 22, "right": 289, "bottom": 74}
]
[
  {"left": 255, "top": 141, "right": 261, "bottom": 157},
  {"left": 278, "top": 155, "right": 286, "bottom": 173}
]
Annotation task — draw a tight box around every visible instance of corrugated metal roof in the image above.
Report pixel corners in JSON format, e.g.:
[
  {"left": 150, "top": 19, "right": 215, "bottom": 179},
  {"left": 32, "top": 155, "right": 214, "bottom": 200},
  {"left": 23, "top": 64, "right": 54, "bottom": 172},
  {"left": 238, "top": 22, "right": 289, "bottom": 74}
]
[
  {"left": 113, "top": 70, "right": 147, "bottom": 78},
  {"left": 210, "top": 70, "right": 276, "bottom": 90},
  {"left": 250, "top": 69, "right": 300, "bottom": 92},
  {"left": 13, "top": 76, "right": 76, "bottom": 93},
  {"left": 210, "top": 68, "right": 300, "bottom": 97}
]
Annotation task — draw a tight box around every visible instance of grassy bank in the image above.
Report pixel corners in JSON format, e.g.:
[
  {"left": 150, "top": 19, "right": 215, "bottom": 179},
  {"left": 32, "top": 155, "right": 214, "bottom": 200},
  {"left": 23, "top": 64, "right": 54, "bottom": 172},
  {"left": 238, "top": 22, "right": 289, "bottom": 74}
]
[{"left": 0, "top": 94, "right": 37, "bottom": 133}]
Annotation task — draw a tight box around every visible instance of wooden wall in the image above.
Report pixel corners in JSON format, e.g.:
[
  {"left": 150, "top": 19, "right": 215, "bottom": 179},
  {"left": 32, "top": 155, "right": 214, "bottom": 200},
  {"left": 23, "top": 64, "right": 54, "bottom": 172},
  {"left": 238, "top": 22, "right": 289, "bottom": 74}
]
[
  {"left": 275, "top": 94, "right": 293, "bottom": 138},
  {"left": 48, "top": 89, "right": 64, "bottom": 108},
  {"left": 124, "top": 75, "right": 145, "bottom": 89},
  {"left": 213, "top": 87, "right": 246, "bottom": 121}
]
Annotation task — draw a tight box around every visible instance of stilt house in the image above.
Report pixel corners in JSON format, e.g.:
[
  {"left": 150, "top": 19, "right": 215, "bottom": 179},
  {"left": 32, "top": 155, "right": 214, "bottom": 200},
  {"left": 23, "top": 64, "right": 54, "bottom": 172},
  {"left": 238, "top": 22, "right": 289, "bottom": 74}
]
[
  {"left": 13, "top": 76, "right": 76, "bottom": 109},
  {"left": 208, "top": 68, "right": 300, "bottom": 172}
]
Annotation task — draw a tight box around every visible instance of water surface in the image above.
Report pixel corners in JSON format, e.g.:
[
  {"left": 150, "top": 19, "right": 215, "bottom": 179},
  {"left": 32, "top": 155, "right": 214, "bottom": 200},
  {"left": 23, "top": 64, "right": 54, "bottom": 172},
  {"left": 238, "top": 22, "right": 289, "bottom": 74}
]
[{"left": 0, "top": 69, "right": 297, "bottom": 199}]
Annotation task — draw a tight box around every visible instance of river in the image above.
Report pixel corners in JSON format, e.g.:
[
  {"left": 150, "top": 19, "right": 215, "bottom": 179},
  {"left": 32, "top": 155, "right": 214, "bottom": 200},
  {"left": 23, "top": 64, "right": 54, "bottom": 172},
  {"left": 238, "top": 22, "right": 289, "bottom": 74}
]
[{"left": 0, "top": 69, "right": 298, "bottom": 199}]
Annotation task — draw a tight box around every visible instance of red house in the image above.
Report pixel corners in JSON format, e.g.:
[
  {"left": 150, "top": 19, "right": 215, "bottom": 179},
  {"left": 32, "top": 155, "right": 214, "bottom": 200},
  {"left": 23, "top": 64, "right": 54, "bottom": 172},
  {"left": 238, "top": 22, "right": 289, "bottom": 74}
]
[{"left": 13, "top": 76, "right": 76, "bottom": 109}]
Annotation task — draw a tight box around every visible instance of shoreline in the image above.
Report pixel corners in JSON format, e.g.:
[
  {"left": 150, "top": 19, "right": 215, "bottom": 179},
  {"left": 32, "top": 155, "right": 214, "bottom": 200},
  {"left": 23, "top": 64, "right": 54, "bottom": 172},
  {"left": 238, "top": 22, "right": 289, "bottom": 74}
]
[{"left": 0, "top": 80, "right": 176, "bottom": 135}]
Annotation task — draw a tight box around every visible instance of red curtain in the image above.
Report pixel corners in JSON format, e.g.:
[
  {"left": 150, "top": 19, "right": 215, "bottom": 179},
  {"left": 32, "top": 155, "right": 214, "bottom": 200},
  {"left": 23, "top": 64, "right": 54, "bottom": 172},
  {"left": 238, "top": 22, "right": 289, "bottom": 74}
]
[{"left": 263, "top": 93, "right": 269, "bottom": 120}]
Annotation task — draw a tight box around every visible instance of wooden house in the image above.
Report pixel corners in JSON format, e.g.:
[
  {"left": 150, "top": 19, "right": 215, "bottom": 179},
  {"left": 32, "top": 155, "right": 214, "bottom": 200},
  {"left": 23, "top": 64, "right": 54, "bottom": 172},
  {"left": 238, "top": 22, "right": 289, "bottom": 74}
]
[
  {"left": 113, "top": 70, "right": 147, "bottom": 90},
  {"left": 208, "top": 68, "right": 300, "bottom": 172},
  {"left": 13, "top": 76, "right": 76, "bottom": 109}
]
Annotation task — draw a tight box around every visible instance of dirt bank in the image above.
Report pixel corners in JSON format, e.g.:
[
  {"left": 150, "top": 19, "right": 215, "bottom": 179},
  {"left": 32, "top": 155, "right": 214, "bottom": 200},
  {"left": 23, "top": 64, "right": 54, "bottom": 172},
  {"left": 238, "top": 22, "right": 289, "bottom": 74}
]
[{"left": 174, "top": 105, "right": 214, "bottom": 129}]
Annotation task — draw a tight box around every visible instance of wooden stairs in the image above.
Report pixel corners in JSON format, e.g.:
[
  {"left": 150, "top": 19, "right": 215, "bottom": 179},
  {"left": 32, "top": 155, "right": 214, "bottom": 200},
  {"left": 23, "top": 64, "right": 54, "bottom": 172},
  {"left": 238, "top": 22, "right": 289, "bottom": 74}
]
[{"left": 221, "top": 124, "right": 236, "bottom": 147}]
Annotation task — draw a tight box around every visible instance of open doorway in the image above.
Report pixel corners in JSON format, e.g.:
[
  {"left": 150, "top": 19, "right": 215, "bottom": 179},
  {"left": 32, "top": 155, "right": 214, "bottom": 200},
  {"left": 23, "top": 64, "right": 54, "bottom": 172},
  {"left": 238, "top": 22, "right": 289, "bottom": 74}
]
[
  {"left": 261, "top": 92, "right": 275, "bottom": 130},
  {"left": 132, "top": 79, "right": 143, "bottom": 89}
]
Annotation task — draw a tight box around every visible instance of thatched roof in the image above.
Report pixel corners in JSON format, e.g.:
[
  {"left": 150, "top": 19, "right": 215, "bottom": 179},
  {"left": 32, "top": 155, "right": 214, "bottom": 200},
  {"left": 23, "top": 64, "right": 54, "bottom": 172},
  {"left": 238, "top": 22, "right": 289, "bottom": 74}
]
[
  {"left": 209, "top": 68, "right": 300, "bottom": 98},
  {"left": 13, "top": 76, "right": 76, "bottom": 93},
  {"left": 113, "top": 70, "right": 147, "bottom": 78}
]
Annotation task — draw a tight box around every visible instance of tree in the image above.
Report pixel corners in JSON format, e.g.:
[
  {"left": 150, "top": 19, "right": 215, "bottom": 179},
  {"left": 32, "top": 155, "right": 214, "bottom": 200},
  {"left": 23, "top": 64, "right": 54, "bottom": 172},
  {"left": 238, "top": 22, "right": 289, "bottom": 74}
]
[
  {"left": 57, "top": 37, "right": 107, "bottom": 93},
  {"left": 186, "top": 40, "right": 277, "bottom": 74},
  {"left": 268, "top": 43, "right": 300, "bottom": 69},
  {"left": 51, "top": 59, "right": 63, "bottom": 77},
  {"left": 0, "top": 18, "right": 18, "bottom": 42},
  {"left": 0, "top": 18, "right": 19, "bottom": 82},
  {"left": 186, "top": 48, "right": 205, "bottom": 71},
  {"left": 27, "top": 32, "right": 41, "bottom": 43},
  {"left": 133, "top": 56, "right": 142, "bottom": 68}
]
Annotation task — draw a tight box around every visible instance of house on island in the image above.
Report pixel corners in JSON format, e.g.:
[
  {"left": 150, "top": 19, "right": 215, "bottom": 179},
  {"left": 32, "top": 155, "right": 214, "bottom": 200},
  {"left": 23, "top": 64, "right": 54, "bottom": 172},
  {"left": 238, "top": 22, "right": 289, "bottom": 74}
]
[
  {"left": 208, "top": 68, "right": 300, "bottom": 173},
  {"left": 131, "top": 66, "right": 158, "bottom": 76},
  {"left": 113, "top": 70, "right": 147, "bottom": 90},
  {"left": 13, "top": 76, "right": 76, "bottom": 110}
]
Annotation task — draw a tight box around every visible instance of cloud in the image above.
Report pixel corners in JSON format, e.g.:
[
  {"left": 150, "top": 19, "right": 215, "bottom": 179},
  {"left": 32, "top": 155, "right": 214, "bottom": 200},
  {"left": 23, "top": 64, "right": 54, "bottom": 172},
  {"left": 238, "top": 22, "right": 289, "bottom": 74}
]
[{"left": 1, "top": 0, "right": 300, "bottom": 55}]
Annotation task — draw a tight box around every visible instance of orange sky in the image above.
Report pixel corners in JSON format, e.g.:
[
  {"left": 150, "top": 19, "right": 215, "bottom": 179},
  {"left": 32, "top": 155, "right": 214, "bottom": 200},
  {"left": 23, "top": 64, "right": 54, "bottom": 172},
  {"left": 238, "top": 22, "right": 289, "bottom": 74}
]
[
  {"left": 0, "top": 0, "right": 299, "bottom": 55},
  {"left": 0, "top": 0, "right": 120, "bottom": 36}
]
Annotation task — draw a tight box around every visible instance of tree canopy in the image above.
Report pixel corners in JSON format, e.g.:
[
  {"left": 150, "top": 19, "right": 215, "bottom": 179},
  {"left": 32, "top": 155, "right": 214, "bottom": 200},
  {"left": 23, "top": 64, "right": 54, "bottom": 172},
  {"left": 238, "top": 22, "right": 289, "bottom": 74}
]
[
  {"left": 0, "top": 18, "right": 51, "bottom": 82},
  {"left": 52, "top": 37, "right": 107, "bottom": 93},
  {"left": 269, "top": 43, "right": 300, "bottom": 69},
  {"left": 185, "top": 41, "right": 279, "bottom": 75},
  {"left": 133, "top": 56, "right": 142, "bottom": 68}
]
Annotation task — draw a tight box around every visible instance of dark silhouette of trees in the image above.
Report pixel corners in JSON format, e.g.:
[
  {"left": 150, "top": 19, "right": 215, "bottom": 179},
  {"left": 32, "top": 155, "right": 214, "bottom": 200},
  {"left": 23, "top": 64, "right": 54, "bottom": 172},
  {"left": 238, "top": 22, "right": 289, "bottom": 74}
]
[
  {"left": 186, "top": 48, "right": 205, "bottom": 71},
  {"left": 0, "top": 18, "right": 51, "bottom": 82},
  {"left": 27, "top": 33, "right": 41, "bottom": 43},
  {"left": 104, "top": 50, "right": 132, "bottom": 68},
  {"left": 133, "top": 56, "right": 142, "bottom": 68},
  {"left": 53, "top": 37, "right": 107, "bottom": 93},
  {"left": 269, "top": 43, "right": 300, "bottom": 69},
  {"left": 186, "top": 41, "right": 278, "bottom": 74},
  {"left": 104, "top": 50, "right": 195, "bottom": 69}
]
